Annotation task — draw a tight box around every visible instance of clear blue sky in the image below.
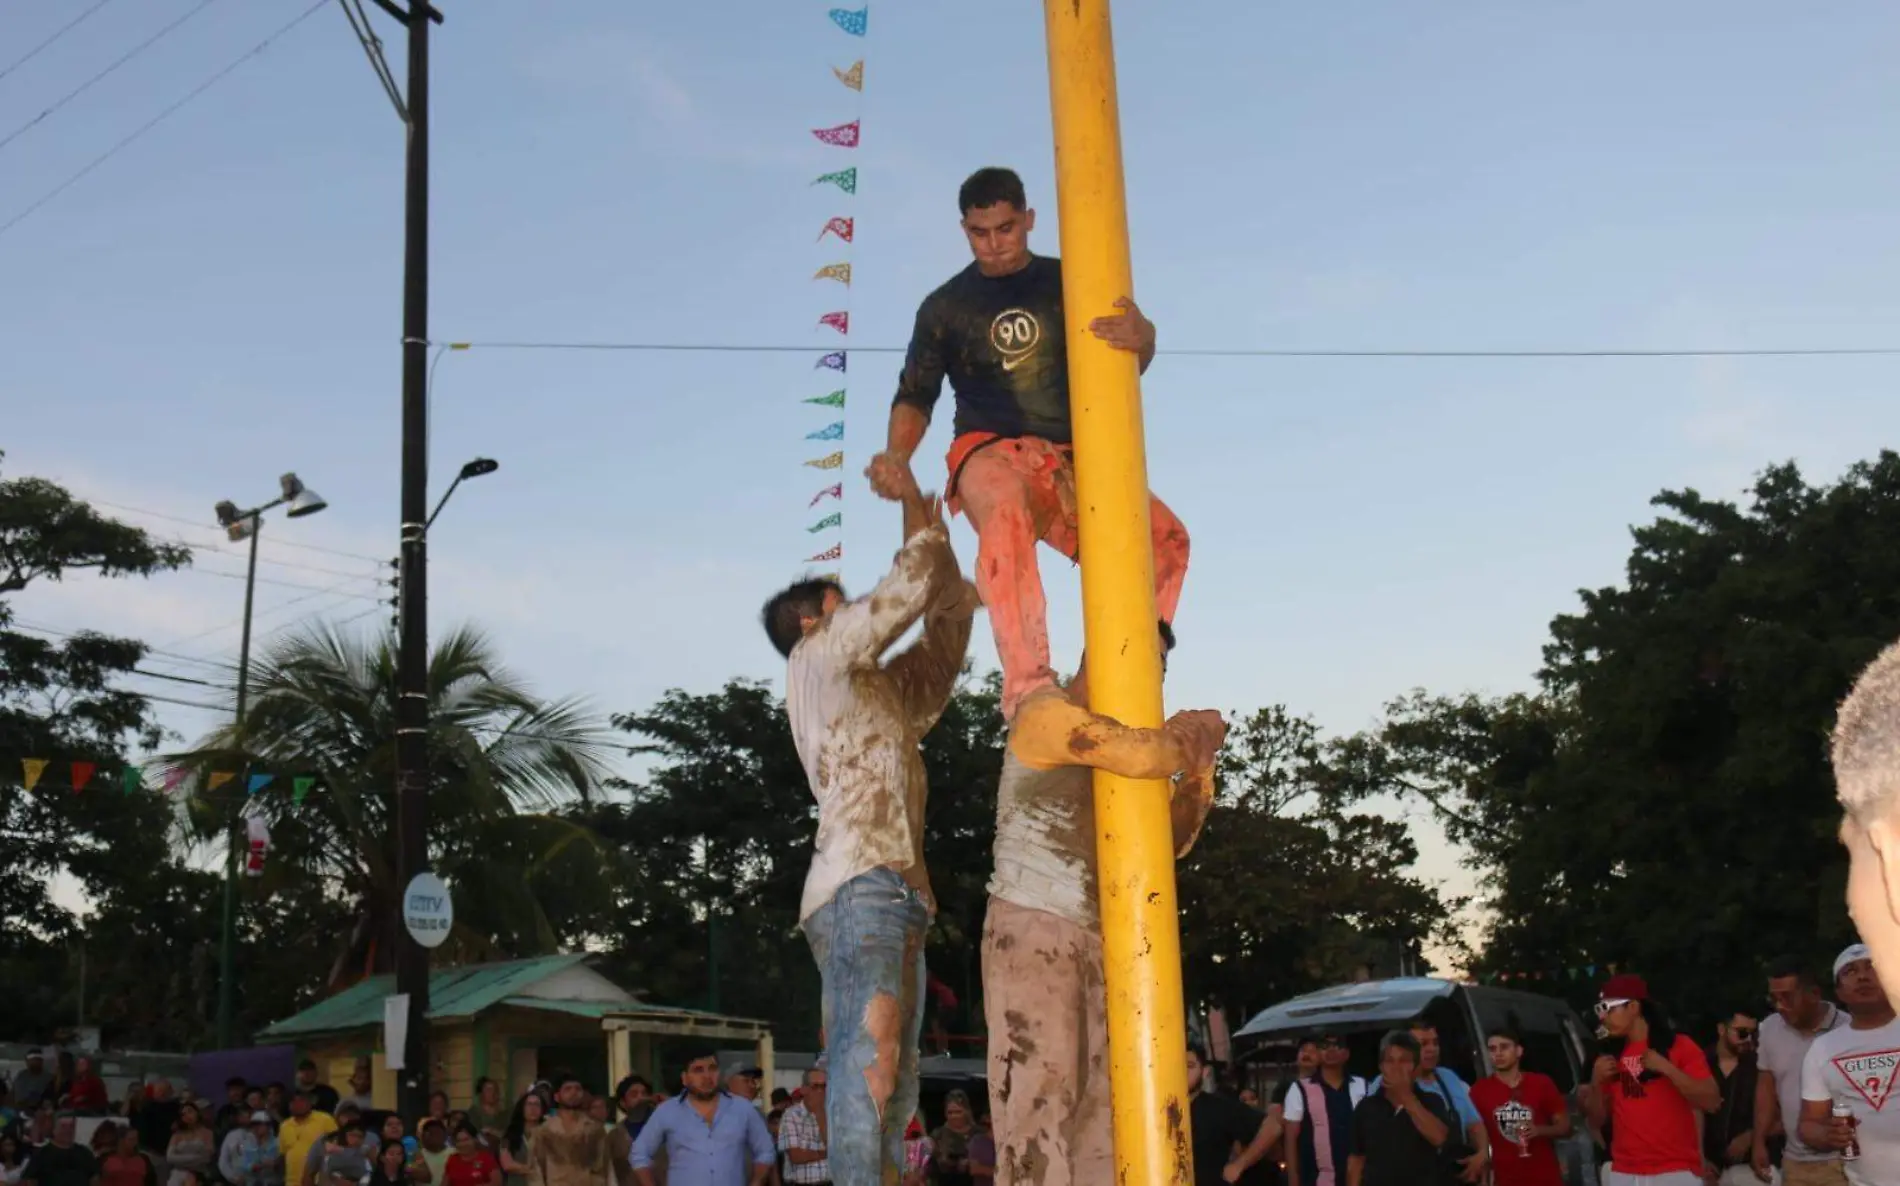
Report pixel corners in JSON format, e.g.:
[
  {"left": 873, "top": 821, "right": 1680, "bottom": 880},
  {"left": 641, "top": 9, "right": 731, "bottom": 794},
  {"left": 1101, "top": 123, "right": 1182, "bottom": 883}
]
[{"left": 6, "top": 0, "right": 1900, "bottom": 939}]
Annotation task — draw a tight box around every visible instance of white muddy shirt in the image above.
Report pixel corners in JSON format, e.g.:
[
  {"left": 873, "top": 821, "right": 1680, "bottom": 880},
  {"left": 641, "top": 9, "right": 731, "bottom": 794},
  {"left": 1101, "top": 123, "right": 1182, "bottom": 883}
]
[
  {"left": 1802, "top": 1016, "right": 1900, "bottom": 1186},
  {"left": 786, "top": 524, "right": 970, "bottom": 922},
  {"left": 987, "top": 749, "right": 1097, "bottom": 930}
]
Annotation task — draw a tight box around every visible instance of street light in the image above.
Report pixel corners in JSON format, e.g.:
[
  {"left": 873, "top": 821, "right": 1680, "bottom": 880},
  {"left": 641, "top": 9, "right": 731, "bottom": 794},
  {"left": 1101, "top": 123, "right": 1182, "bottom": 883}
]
[
  {"left": 425, "top": 457, "right": 498, "bottom": 530},
  {"left": 212, "top": 472, "right": 327, "bottom": 1050}
]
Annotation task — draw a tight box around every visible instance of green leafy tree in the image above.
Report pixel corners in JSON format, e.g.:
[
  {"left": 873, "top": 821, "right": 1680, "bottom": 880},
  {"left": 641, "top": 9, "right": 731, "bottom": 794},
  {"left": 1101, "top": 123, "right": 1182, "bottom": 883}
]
[
  {"left": 176, "top": 622, "right": 618, "bottom": 1005},
  {"left": 1355, "top": 453, "right": 1900, "bottom": 1019}
]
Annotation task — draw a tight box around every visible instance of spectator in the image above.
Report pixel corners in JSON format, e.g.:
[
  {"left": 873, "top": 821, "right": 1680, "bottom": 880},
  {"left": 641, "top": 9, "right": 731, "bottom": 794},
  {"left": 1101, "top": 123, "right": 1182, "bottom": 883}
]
[
  {"left": 1757, "top": 955, "right": 1848, "bottom": 1185},
  {"left": 2, "top": 1137, "right": 28, "bottom": 1186},
  {"left": 314, "top": 1127, "right": 371, "bottom": 1186},
  {"left": 167, "top": 1103, "right": 215, "bottom": 1186},
  {"left": 966, "top": 1116, "right": 994, "bottom": 1182},
  {"left": 24, "top": 1108, "right": 53, "bottom": 1152},
  {"left": 132, "top": 1082, "right": 182, "bottom": 1161},
  {"left": 1704, "top": 1011, "right": 1761, "bottom": 1185},
  {"left": 524, "top": 1078, "right": 607, "bottom": 1186},
  {"left": 219, "top": 1112, "right": 282, "bottom": 1186},
  {"left": 604, "top": 1079, "right": 652, "bottom": 1186},
  {"left": 342, "top": 1070, "right": 373, "bottom": 1116},
  {"left": 277, "top": 1093, "right": 337, "bottom": 1186},
  {"left": 101, "top": 1126, "right": 155, "bottom": 1186},
  {"left": 630, "top": 1053, "right": 774, "bottom": 1186},
  {"left": 1799, "top": 944, "right": 1898, "bottom": 1185},
  {"left": 929, "top": 1091, "right": 981, "bottom": 1186},
  {"left": 21, "top": 1114, "right": 97, "bottom": 1186},
  {"left": 62, "top": 1062, "right": 107, "bottom": 1117},
  {"left": 442, "top": 1125, "right": 499, "bottom": 1186},
  {"left": 1284, "top": 1032, "right": 1368, "bottom": 1186},
  {"left": 367, "top": 1141, "right": 409, "bottom": 1186},
  {"left": 776, "top": 1069, "right": 828, "bottom": 1185},
  {"left": 901, "top": 1117, "right": 931, "bottom": 1186},
  {"left": 46, "top": 1060, "right": 74, "bottom": 1116},
  {"left": 414, "top": 1121, "right": 451, "bottom": 1186},
  {"left": 263, "top": 1092, "right": 287, "bottom": 1127},
  {"left": 214, "top": 1082, "right": 252, "bottom": 1144},
  {"left": 1583, "top": 973, "right": 1719, "bottom": 1186},
  {"left": 291, "top": 1070, "right": 336, "bottom": 1122},
  {"left": 464, "top": 1084, "right": 505, "bottom": 1151},
  {"left": 10, "top": 1058, "right": 51, "bottom": 1113},
  {"left": 1185, "top": 1045, "right": 1278, "bottom": 1186},
  {"left": 722, "top": 1066, "right": 763, "bottom": 1109},
  {"left": 1347, "top": 1031, "right": 1452, "bottom": 1186},
  {"left": 497, "top": 1096, "right": 544, "bottom": 1186},
  {"left": 1469, "top": 1030, "right": 1570, "bottom": 1186},
  {"left": 1367, "top": 1021, "right": 1488, "bottom": 1184},
  {"left": 88, "top": 1125, "right": 119, "bottom": 1159}
]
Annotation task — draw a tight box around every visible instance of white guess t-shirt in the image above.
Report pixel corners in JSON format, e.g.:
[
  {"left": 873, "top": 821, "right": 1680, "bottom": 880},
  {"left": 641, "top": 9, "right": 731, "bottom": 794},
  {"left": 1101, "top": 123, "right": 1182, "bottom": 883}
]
[{"left": 1801, "top": 1016, "right": 1900, "bottom": 1186}]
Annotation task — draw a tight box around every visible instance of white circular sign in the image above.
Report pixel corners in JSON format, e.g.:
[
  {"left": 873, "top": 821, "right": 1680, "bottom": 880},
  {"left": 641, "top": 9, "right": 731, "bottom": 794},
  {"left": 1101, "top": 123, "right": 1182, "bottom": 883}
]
[{"left": 403, "top": 871, "right": 453, "bottom": 948}]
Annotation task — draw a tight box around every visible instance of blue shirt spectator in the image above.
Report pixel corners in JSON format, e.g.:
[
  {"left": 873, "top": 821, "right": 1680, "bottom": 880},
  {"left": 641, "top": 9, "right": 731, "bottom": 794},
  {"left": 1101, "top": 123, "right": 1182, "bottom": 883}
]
[{"left": 629, "top": 1093, "right": 773, "bottom": 1186}]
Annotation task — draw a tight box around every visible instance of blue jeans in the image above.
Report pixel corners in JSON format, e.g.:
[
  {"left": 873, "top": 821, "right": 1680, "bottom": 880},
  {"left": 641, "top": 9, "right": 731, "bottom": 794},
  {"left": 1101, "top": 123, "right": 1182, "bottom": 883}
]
[{"left": 803, "top": 866, "right": 929, "bottom": 1186}]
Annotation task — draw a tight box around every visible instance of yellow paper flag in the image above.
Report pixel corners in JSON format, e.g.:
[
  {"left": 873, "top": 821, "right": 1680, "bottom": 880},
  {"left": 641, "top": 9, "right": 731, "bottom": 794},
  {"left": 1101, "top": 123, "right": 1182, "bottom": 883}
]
[
  {"left": 804, "top": 452, "right": 844, "bottom": 470},
  {"left": 833, "top": 60, "right": 863, "bottom": 91},
  {"left": 22, "top": 758, "right": 47, "bottom": 791},
  {"left": 813, "top": 263, "right": 852, "bottom": 285},
  {"left": 208, "top": 771, "right": 235, "bottom": 791}
]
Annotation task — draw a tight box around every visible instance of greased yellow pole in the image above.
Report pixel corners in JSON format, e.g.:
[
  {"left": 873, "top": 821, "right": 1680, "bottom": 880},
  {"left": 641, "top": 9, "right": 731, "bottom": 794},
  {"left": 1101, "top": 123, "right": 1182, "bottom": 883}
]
[{"left": 1043, "top": 2, "right": 1193, "bottom": 1183}]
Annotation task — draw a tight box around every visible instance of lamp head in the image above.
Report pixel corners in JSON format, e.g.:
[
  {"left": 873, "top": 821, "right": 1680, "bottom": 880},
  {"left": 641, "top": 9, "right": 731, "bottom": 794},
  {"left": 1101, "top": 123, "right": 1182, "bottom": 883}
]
[
  {"left": 458, "top": 458, "right": 499, "bottom": 481},
  {"left": 280, "top": 472, "right": 327, "bottom": 518}
]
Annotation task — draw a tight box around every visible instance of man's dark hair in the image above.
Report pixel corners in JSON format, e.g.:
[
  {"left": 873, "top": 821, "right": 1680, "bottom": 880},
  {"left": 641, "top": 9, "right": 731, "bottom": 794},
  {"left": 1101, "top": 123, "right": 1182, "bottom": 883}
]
[
  {"left": 1159, "top": 620, "right": 1176, "bottom": 653},
  {"left": 1379, "top": 1030, "right": 1422, "bottom": 1062},
  {"left": 614, "top": 1075, "right": 650, "bottom": 1101},
  {"left": 762, "top": 578, "right": 844, "bottom": 658},
  {"left": 1767, "top": 955, "right": 1820, "bottom": 989},
  {"left": 550, "top": 1073, "right": 583, "bottom": 1093},
  {"left": 959, "top": 167, "right": 1027, "bottom": 215},
  {"left": 1486, "top": 1029, "right": 1522, "bottom": 1046},
  {"left": 681, "top": 1048, "right": 723, "bottom": 1076},
  {"left": 1185, "top": 1041, "right": 1208, "bottom": 1063},
  {"left": 419, "top": 1118, "right": 445, "bottom": 1134}
]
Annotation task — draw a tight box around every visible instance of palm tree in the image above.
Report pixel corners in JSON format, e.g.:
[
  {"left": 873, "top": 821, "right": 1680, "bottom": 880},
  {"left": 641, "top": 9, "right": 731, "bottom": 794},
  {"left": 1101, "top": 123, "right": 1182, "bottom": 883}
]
[{"left": 176, "top": 621, "right": 616, "bottom": 988}]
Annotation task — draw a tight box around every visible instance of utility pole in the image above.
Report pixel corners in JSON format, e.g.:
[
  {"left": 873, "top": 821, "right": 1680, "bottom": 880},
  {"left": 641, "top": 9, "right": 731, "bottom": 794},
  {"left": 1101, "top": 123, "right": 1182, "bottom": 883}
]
[{"left": 373, "top": 0, "right": 443, "bottom": 1124}]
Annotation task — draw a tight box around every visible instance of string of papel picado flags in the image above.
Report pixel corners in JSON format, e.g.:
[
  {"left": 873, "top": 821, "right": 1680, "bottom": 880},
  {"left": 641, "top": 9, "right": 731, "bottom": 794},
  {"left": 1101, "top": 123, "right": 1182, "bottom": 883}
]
[
  {"left": 800, "top": 6, "right": 866, "bottom": 573},
  {"left": 13, "top": 757, "right": 321, "bottom": 803}
]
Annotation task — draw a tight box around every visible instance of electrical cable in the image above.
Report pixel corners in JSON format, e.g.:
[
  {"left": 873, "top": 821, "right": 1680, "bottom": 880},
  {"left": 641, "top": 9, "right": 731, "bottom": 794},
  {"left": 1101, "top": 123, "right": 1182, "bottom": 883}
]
[
  {"left": 86, "top": 498, "right": 388, "bottom": 565},
  {"left": 431, "top": 339, "right": 1900, "bottom": 361},
  {"left": 0, "top": 0, "right": 119, "bottom": 85}
]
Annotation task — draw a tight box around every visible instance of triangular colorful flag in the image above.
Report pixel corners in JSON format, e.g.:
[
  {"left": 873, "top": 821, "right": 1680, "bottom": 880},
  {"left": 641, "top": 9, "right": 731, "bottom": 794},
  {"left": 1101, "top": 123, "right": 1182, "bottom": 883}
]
[
  {"left": 161, "top": 768, "right": 187, "bottom": 794},
  {"left": 812, "top": 121, "right": 861, "bottom": 148},
  {"left": 813, "top": 168, "right": 858, "bottom": 194},
  {"left": 833, "top": 61, "right": 863, "bottom": 91},
  {"left": 805, "top": 452, "right": 844, "bottom": 470},
  {"left": 828, "top": 7, "right": 867, "bottom": 36},
  {"left": 122, "top": 767, "right": 142, "bottom": 795},
  {"left": 1585, "top": 964, "right": 1597, "bottom": 977},
  {"left": 293, "top": 775, "right": 315, "bottom": 805},
  {"left": 71, "top": 761, "right": 95, "bottom": 793},
  {"left": 809, "top": 483, "right": 843, "bottom": 506},
  {"left": 248, "top": 773, "right": 274, "bottom": 795},
  {"left": 814, "top": 263, "right": 852, "bottom": 285},
  {"left": 818, "top": 217, "right": 854, "bottom": 244},
  {"left": 21, "top": 758, "right": 47, "bottom": 792},
  {"left": 806, "top": 421, "right": 845, "bottom": 441},
  {"left": 815, "top": 351, "right": 847, "bottom": 372},
  {"left": 808, "top": 544, "right": 843, "bottom": 563},
  {"left": 805, "top": 390, "right": 846, "bottom": 408},
  {"left": 818, "top": 312, "right": 850, "bottom": 334},
  {"left": 209, "top": 771, "right": 235, "bottom": 791},
  {"left": 809, "top": 513, "right": 842, "bottom": 532}
]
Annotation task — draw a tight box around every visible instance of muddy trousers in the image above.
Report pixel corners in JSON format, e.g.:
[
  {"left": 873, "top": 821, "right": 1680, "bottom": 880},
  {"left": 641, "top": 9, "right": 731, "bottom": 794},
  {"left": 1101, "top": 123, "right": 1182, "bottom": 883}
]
[
  {"left": 804, "top": 867, "right": 929, "bottom": 1186},
  {"left": 981, "top": 898, "right": 1113, "bottom": 1186},
  {"left": 954, "top": 439, "right": 1190, "bottom": 721}
]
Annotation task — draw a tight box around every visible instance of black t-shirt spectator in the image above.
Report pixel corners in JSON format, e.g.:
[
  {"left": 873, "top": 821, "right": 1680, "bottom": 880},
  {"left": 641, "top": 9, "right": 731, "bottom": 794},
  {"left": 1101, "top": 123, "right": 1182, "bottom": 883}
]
[
  {"left": 133, "top": 1101, "right": 180, "bottom": 1155},
  {"left": 1189, "top": 1092, "right": 1266, "bottom": 1186},
  {"left": 304, "top": 1085, "right": 340, "bottom": 1117},
  {"left": 23, "top": 1142, "right": 97, "bottom": 1186},
  {"left": 1348, "top": 1092, "right": 1451, "bottom": 1186}
]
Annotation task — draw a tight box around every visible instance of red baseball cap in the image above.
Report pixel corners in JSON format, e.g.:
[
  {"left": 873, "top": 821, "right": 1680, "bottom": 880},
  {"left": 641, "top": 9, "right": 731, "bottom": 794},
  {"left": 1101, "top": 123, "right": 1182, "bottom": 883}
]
[{"left": 1599, "top": 973, "right": 1648, "bottom": 1002}]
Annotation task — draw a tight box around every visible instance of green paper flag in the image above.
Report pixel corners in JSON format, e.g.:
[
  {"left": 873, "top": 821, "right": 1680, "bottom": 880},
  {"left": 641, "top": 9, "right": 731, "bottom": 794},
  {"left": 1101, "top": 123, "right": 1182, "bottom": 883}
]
[
  {"left": 808, "top": 513, "right": 842, "bottom": 532},
  {"left": 812, "top": 167, "right": 858, "bottom": 194},
  {"left": 123, "top": 767, "right": 142, "bottom": 795},
  {"left": 293, "top": 776, "right": 314, "bottom": 805},
  {"left": 804, "top": 390, "right": 845, "bottom": 408}
]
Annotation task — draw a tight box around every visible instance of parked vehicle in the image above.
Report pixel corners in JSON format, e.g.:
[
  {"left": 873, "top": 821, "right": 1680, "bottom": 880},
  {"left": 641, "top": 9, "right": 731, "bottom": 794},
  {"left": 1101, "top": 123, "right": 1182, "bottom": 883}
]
[{"left": 1230, "top": 976, "right": 1600, "bottom": 1186}]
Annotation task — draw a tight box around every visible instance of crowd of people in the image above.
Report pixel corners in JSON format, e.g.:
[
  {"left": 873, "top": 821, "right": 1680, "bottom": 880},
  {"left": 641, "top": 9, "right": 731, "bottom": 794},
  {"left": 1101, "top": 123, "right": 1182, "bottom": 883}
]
[{"left": 0, "top": 1048, "right": 1012, "bottom": 1186}]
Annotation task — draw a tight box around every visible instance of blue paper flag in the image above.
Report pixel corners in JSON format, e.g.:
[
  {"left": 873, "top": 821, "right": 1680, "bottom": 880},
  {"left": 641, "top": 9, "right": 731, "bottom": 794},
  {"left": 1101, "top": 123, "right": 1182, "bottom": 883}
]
[
  {"left": 828, "top": 7, "right": 867, "bottom": 36},
  {"left": 248, "top": 773, "right": 274, "bottom": 795},
  {"left": 806, "top": 421, "right": 845, "bottom": 441},
  {"left": 815, "top": 351, "right": 847, "bottom": 372}
]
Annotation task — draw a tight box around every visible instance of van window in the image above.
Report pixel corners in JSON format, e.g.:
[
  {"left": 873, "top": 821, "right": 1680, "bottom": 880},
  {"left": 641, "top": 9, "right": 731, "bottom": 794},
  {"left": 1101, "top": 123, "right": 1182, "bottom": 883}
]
[{"left": 1467, "top": 989, "right": 1584, "bottom": 1092}]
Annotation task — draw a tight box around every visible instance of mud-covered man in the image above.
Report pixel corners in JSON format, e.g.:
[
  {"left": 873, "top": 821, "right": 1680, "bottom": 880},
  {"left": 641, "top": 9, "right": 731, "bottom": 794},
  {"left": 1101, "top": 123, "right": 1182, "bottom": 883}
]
[
  {"left": 761, "top": 474, "right": 980, "bottom": 1186},
  {"left": 866, "top": 166, "right": 1189, "bottom": 722},
  {"left": 982, "top": 626, "right": 1227, "bottom": 1186}
]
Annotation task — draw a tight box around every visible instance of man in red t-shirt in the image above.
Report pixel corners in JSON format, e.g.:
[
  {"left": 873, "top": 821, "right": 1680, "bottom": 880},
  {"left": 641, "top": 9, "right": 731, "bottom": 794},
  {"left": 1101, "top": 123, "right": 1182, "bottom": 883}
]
[
  {"left": 1470, "top": 1030, "right": 1571, "bottom": 1186},
  {"left": 1582, "top": 974, "right": 1721, "bottom": 1185}
]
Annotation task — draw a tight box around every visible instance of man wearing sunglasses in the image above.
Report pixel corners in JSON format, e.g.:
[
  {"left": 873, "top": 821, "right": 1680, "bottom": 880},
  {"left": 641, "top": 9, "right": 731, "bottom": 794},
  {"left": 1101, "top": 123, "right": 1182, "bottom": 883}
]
[
  {"left": 1582, "top": 974, "right": 1719, "bottom": 1186},
  {"left": 1283, "top": 1034, "right": 1368, "bottom": 1186},
  {"left": 1704, "top": 1012, "right": 1761, "bottom": 1185},
  {"left": 1757, "top": 956, "right": 1847, "bottom": 1185}
]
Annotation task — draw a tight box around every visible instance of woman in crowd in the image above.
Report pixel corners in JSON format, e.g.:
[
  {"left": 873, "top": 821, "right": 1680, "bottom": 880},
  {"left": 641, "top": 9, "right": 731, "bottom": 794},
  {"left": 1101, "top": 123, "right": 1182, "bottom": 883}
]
[
  {"left": 90, "top": 1122, "right": 122, "bottom": 1158},
  {"left": 119, "top": 1084, "right": 145, "bottom": 1121},
  {"left": 902, "top": 1115, "right": 933, "bottom": 1186},
  {"left": 465, "top": 1082, "right": 506, "bottom": 1150},
  {"left": 102, "top": 1125, "right": 156, "bottom": 1186},
  {"left": 0, "top": 1135, "right": 27, "bottom": 1186},
  {"left": 166, "top": 1103, "right": 215, "bottom": 1186},
  {"left": 65, "top": 1060, "right": 109, "bottom": 1115},
  {"left": 497, "top": 1095, "right": 544, "bottom": 1186},
  {"left": 368, "top": 1138, "right": 411, "bottom": 1186},
  {"left": 929, "top": 1092, "right": 979, "bottom": 1186},
  {"left": 441, "top": 1125, "right": 500, "bottom": 1186}
]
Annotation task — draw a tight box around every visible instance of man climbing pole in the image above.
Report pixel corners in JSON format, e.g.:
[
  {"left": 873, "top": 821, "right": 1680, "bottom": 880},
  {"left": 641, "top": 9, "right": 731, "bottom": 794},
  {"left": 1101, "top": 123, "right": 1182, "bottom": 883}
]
[{"left": 866, "top": 166, "right": 1190, "bottom": 721}]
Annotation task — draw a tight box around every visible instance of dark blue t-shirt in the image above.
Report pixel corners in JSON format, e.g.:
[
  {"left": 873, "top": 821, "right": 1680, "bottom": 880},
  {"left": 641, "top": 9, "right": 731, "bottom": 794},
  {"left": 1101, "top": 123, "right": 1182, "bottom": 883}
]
[{"left": 892, "top": 255, "right": 1073, "bottom": 444}]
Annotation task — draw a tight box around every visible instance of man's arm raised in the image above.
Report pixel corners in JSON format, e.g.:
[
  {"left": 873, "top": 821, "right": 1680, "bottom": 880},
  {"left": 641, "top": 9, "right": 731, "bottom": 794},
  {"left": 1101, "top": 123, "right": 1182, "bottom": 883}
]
[
  {"left": 869, "top": 298, "right": 945, "bottom": 501},
  {"left": 1011, "top": 692, "right": 1226, "bottom": 789}
]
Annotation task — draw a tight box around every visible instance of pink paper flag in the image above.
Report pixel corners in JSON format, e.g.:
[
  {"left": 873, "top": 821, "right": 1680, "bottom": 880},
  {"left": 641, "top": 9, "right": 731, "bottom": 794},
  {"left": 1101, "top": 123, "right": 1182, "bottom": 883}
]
[
  {"left": 161, "top": 768, "right": 188, "bottom": 794},
  {"left": 818, "top": 217, "right": 854, "bottom": 244},
  {"left": 807, "top": 544, "right": 843, "bottom": 563},
  {"left": 819, "top": 311, "right": 850, "bottom": 334},
  {"left": 810, "top": 483, "right": 843, "bottom": 506},
  {"left": 812, "top": 120, "right": 861, "bottom": 148}
]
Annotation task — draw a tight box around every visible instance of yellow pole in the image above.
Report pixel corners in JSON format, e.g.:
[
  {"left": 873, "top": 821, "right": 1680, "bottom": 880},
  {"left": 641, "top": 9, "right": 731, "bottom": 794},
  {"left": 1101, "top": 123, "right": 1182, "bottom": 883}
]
[{"left": 1043, "top": 2, "right": 1192, "bottom": 1184}]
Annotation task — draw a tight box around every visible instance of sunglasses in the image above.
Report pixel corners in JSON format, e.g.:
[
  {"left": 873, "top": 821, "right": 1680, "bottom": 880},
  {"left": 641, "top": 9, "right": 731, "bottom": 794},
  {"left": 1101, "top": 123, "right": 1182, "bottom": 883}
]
[{"left": 1594, "top": 998, "right": 1633, "bottom": 1019}]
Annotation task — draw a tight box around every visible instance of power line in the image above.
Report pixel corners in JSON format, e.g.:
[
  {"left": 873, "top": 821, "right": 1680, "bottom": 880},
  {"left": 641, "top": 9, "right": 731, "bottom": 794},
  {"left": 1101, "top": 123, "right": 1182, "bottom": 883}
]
[
  {"left": 130, "top": 666, "right": 229, "bottom": 690},
  {"left": 140, "top": 690, "right": 226, "bottom": 712},
  {"left": 9, "top": 620, "right": 238, "bottom": 672},
  {"left": 0, "top": 0, "right": 331, "bottom": 242},
  {"left": 182, "top": 541, "right": 383, "bottom": 582},
  {"left": 436, "top": 339, "right": 1900, "bottom": 361},
  {"left": 171, "top": 564, "right": 383, "bottom": 601},
  {"left": 87, "top": 498, "right": 387, "bottom": 565},
  {"left": 0, "top": 0, "right": 119, "bottom": 85},
  {"left": 154, "top": 576, "right": 377, "bottom": 652},
  {"left": 0, "top": 0, "right": 220, "bottom": 155}
]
